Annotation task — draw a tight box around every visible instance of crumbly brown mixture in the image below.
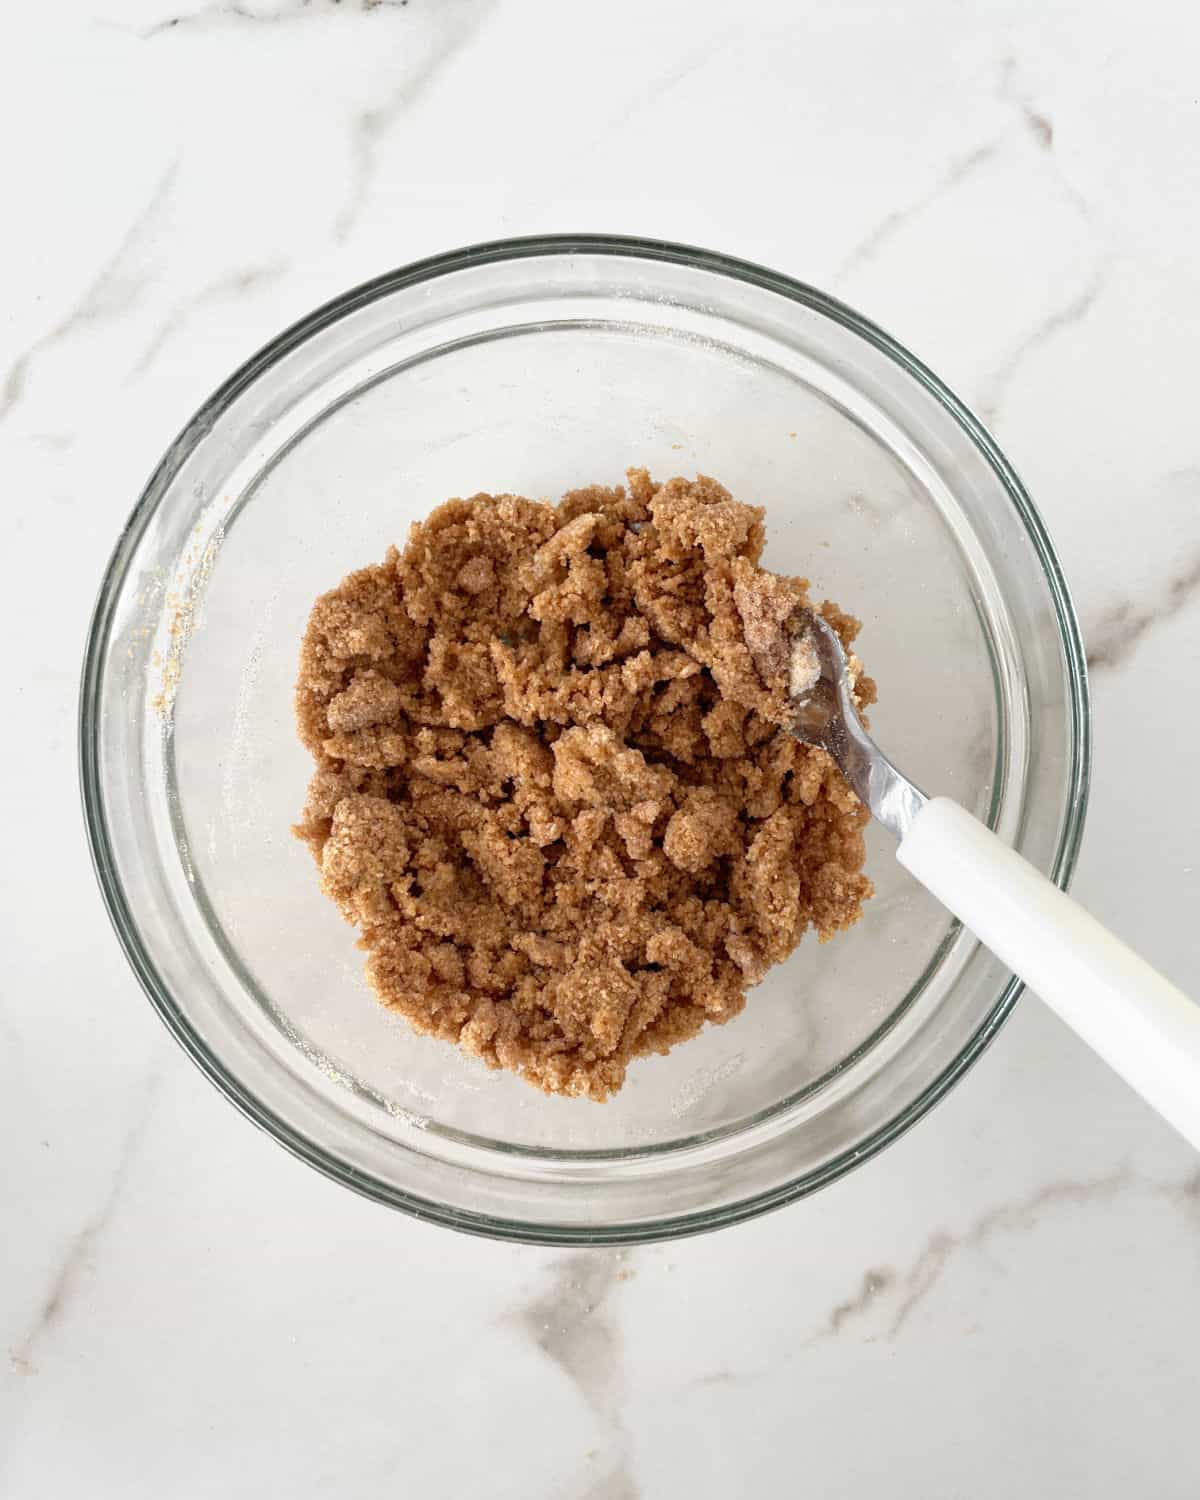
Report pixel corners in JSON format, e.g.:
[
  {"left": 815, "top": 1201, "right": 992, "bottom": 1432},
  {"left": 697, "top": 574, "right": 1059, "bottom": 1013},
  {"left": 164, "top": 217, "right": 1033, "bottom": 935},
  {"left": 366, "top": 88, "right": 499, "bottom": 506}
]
[{"left": 294, "top": 471, "right": 875, "bottom": 1100}]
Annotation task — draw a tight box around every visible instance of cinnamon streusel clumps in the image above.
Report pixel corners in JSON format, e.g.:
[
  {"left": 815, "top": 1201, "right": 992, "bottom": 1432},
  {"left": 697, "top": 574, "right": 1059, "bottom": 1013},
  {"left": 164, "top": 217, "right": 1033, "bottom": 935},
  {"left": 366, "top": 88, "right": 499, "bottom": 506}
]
[{"left": 294, "top": 470, "right": 874, "bottom": 1100}]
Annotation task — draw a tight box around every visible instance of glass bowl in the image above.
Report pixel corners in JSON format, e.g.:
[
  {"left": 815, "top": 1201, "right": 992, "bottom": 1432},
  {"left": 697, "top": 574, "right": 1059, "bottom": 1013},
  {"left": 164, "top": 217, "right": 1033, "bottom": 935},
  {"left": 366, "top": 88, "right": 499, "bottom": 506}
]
[{"left": 80, "top": 236, "right": 1089, "bottom": 1244}]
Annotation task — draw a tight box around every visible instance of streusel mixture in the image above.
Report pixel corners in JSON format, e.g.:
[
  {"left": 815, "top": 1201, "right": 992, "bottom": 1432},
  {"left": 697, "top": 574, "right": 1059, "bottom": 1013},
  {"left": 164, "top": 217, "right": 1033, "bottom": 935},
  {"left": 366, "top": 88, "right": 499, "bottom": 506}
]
[{"left": 294, "top": 470, "right": 874, "bottom": 1099}]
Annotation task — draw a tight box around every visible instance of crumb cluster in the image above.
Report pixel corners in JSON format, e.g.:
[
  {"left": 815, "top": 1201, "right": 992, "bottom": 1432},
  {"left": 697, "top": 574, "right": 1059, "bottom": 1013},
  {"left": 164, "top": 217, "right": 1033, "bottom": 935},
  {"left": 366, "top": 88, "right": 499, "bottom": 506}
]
[{"left": 294, "top": 470, "right": 874, "bottom": 1099}]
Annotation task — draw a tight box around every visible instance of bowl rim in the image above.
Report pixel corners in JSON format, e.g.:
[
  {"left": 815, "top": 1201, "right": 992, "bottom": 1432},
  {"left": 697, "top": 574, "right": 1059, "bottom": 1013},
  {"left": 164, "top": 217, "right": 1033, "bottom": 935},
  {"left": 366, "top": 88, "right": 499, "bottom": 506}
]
[{"left": 79, "top": 232, "right": 1092, "bottom": 1244}]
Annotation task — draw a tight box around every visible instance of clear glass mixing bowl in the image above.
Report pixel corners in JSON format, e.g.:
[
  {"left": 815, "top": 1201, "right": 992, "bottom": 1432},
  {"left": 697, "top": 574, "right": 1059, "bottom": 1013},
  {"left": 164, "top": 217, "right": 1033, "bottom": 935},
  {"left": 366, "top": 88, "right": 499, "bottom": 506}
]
[{"left": 80, "top": 236, "right": 1089, "bottom": 1243}]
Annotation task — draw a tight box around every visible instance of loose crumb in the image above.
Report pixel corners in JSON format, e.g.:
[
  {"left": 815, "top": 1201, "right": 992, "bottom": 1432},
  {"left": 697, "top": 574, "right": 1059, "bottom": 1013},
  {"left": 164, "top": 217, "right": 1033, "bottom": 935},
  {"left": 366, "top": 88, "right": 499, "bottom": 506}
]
[{"left": 293, "top": 471, "right": 875, "bottom": 1100}]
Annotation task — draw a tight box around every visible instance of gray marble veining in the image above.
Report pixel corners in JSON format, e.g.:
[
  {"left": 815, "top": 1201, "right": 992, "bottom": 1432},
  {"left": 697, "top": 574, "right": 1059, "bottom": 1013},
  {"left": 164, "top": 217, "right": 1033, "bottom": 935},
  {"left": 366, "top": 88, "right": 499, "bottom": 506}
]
[{"left": 1, "top": 161, "right": 178, "bottom": 423}]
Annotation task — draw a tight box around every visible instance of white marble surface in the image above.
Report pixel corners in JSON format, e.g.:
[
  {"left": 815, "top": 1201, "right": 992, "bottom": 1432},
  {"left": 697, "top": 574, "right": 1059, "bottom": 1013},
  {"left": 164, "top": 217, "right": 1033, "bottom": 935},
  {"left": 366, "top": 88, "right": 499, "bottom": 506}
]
[{"left": 4, "top": 1, "right": 1200, "bottom": 1495}]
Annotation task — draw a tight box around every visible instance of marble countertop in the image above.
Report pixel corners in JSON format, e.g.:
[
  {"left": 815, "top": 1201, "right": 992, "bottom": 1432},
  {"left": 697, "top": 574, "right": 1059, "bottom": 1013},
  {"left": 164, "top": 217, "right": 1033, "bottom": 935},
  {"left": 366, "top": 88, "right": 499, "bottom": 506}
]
[{"left": 4, "top": 1, "right": 1200, "bottom": 1495}]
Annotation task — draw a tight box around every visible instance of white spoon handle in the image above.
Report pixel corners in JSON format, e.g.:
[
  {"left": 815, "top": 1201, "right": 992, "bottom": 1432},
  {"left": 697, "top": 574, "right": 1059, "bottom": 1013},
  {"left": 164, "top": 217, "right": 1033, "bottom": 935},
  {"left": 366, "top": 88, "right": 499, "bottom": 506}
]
[{"left": 898, "top": 797, "right": 1200, "bottom": 1150}]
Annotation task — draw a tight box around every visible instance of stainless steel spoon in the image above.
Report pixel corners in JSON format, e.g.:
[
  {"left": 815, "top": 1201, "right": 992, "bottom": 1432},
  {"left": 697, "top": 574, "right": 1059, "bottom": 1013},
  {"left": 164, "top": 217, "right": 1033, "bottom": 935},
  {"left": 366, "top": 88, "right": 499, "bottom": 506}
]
[{"left": 790, "top": 608, "right": 1200, "bottom": 1150}]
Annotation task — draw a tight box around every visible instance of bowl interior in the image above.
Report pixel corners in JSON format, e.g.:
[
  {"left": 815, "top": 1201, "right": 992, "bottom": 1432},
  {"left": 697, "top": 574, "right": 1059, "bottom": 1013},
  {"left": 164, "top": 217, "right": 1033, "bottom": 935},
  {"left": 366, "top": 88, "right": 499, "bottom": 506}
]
[
  {"left": 173, "top": 322, "right": 995, "bottom": 1150},
  {"left": 88, "top": 242, "right": 1084, "bottom": 1235}
]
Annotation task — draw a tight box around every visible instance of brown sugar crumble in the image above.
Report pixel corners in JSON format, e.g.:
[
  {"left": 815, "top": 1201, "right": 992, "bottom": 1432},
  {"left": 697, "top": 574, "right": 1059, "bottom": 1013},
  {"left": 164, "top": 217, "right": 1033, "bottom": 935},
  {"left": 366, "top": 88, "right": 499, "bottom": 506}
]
[{"left": 293, "top": 471, "right": 875, "bottom": 1100}]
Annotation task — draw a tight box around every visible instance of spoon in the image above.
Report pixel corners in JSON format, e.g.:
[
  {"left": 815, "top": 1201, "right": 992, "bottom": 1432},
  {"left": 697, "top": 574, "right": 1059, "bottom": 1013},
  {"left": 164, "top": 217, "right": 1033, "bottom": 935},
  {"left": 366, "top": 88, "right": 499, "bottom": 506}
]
[{"left": 790, "top": 608, "right": 1200, "bottom": 1150}]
